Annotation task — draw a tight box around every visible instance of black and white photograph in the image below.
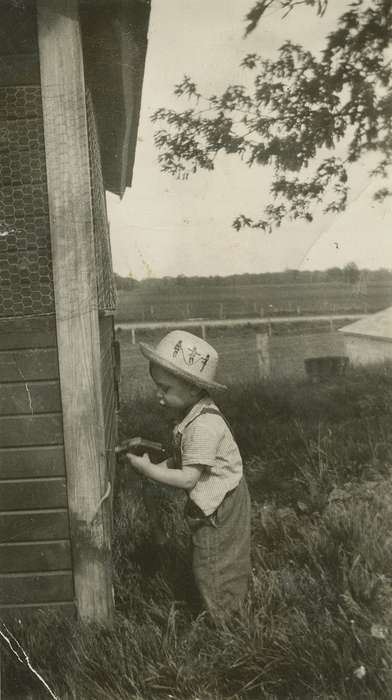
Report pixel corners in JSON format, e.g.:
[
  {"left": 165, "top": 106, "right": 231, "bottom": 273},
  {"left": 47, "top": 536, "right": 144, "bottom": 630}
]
[{"left": 1, "top": 0, "right": 392, "bottom": 697}]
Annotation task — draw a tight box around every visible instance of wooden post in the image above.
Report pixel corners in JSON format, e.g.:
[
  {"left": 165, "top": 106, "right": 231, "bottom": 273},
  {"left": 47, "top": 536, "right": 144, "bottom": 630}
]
[
  {"left": 131, "top": 328, "right": 136, "bottom": 345},
  {"left": 37, "top": 0, "right": 113, "bottom": 622},
  {"left": 256, "top": 333, "right": 271, "bottom": 379},
  {"left": 201, "top": 324, "right": 207, "bottom": 340}
]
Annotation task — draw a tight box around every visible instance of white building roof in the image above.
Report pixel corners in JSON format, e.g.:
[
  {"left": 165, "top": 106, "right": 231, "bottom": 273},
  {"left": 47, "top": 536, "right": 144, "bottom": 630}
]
[{"left": 339, "top": 306, "right": 392, "bottom": 341}]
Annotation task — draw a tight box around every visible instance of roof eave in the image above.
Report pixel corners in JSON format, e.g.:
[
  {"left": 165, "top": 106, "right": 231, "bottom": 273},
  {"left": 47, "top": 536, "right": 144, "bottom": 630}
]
[{"left": 80, "top": 0, "right": 150, "bottom": 197}]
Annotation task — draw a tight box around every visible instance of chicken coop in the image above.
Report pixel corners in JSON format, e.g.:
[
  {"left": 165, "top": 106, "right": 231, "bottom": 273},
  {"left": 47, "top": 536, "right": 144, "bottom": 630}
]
[
  {"left": 0, "top": 0, "right": 150, "bottom": 622},
  {"left": 339, "top": 306, "right": 392, "bottom": 367}
]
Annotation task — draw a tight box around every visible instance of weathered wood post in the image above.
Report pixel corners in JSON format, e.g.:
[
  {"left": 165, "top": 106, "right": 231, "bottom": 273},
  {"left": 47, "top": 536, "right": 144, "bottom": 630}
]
[
  {"left": 37, "top": 0, "right": 113, "bottom": 622},
  {"left": 256, "top": 333, "right": 271, "bottom": 379}
]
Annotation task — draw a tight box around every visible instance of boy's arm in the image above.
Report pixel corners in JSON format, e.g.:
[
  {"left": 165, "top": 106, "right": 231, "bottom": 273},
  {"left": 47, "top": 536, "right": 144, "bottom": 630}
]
[{"left": 127, "top": 453, "right": 202, "bottom": 490}]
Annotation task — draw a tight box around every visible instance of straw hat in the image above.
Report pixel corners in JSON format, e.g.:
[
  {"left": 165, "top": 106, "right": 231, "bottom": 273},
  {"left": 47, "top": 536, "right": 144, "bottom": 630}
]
[{"left": 139, "top": 330, "right": 227, "bottom": 391}]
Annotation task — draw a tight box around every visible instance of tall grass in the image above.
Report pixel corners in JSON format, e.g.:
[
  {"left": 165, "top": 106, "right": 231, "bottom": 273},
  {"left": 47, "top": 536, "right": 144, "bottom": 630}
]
[{"left": 3, "top": 366, "right": 392, "bottom": 698}]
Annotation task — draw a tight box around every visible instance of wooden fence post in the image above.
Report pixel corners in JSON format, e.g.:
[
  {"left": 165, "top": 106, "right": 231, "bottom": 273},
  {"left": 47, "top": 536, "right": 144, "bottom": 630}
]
[
  {"left": 256, "top": 333, "right": 271, "bottom": 379},
  {"left": 37, "top": 0, "right": 113, "bottom": 623}
]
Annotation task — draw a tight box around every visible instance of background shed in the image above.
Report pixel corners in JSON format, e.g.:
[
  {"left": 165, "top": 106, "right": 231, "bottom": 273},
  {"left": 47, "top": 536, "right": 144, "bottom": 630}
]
[
  {"left": 0, "top": 0, "right": 150, "bottom": 623},
  {"left": 339, "top": 307, "right": 392, "bottom": 366}
]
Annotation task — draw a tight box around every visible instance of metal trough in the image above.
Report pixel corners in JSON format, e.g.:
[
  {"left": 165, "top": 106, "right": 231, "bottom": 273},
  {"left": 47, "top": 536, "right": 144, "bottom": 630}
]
[{"left": 304, "top": 355, "right": 349, "bottom": 382}]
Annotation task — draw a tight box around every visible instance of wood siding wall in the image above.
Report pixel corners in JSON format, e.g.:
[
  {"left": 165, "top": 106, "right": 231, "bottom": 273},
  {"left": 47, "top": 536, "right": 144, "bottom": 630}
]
[
  {"left": 0, "top": 316, "right": 75, "bottom": 616},
  {"left": 343, "top": 335, "right": 392, "bottom": 367},
  {"left": 0, "top": 1, "right": 118, "bottom": 621}
]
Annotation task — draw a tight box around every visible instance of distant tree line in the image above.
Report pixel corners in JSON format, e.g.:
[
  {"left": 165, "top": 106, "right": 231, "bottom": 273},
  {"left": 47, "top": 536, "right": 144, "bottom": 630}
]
[{"left": 114, "top": 264, "right": 392, "bottom": 291}]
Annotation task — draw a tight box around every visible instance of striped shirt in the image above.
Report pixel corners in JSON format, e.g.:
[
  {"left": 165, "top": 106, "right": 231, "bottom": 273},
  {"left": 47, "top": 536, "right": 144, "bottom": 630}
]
[{"left": 173, "top": 396, "right": 243, "bottom": 516}]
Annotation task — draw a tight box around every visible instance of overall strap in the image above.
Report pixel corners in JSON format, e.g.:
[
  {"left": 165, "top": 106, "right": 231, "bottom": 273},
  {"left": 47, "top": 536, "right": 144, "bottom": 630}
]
[{"left": 185, "top": 406, "right": 235, "bottom": 439}]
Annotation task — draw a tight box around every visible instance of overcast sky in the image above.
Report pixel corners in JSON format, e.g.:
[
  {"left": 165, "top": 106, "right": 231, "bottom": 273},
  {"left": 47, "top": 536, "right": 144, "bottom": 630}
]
[{"left": 107, "top": 0, "right": 392, "bottom": 279}]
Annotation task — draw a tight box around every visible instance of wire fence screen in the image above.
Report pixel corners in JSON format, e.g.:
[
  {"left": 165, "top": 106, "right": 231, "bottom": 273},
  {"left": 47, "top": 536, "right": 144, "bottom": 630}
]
[
  {"left": 0, "top": 85, "right": 54, "bottom": 318},
  {"left": 86, "top": 90, "right": 116, "bottom": 313},
  {"left": 0, "top": 84, "right": 116, "bottom": 319}
]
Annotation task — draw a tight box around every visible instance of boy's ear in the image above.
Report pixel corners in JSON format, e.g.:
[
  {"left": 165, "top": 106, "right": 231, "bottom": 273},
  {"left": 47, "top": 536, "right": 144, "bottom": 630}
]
[
  {"left": 188, "top": 382, "right": 199, "bottom": 396},
  {"left": 191, "top": 385, "right": 205, "bottom": 399}
]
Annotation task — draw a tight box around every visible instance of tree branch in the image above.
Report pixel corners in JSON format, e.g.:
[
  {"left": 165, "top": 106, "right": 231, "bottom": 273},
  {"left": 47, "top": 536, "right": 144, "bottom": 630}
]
[{"left": 153, "top": 0, "right": 392, "bottom": 231}]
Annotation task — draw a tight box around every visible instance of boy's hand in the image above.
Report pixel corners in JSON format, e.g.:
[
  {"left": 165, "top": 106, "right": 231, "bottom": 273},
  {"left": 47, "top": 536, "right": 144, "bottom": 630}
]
[{"left": 126, "top": 452, "right": 152, "bottom": 475}]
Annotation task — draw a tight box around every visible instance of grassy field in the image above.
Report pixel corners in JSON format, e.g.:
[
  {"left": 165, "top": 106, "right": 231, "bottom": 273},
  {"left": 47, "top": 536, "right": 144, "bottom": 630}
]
[
  {"left": 115, "top": 281, "right": 392, "bottom": 323},
  {"left": 3, "top": 362, "right": 392, "bottom": 698}
]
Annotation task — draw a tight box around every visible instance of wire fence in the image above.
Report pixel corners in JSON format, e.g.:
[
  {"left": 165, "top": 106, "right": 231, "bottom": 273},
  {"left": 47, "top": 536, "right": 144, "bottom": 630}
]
[
  {"left": 115, "top": 297, "right": 373, "bottom": 324},
  {"left": 118, "top": 325, "right": 347, "bottom": 402}
]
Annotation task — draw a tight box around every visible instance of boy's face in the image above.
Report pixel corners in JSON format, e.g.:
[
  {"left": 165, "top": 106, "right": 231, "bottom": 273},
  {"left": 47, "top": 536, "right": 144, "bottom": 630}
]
[{"left": 150, "top": 364, "right": 199, "bottom": 413}]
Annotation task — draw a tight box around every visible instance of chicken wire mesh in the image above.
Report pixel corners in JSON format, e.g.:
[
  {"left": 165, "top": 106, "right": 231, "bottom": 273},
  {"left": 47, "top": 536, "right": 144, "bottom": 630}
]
[
  {"left": 86, "top": 90, "right": 117, "bottom": 313},
  {"left": 0, "top": 84, "right": 116, "bottom": 319},
  {"left": 0, "top": 85, "right": 54, "bottom": 318}
]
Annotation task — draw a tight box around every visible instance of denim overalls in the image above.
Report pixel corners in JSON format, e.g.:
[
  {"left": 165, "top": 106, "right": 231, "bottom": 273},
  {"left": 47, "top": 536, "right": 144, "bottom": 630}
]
[{"left": 173, "top": 407, "right": 251, "bottom": 618}]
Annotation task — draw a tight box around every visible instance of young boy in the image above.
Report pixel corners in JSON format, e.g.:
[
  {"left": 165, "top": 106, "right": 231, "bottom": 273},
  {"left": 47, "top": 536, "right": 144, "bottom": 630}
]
[{"left": 126, "top": 330, "right": 251, "bottom": 619}]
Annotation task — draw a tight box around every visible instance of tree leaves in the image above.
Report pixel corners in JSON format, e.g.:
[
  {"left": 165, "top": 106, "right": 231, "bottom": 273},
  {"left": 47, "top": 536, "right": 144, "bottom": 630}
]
[
  {"left": 153, "top": 0, "right": 392, "bottom": 232},
  {"left": 244, "top": 0, "right": 328, "bottom": 36}
]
